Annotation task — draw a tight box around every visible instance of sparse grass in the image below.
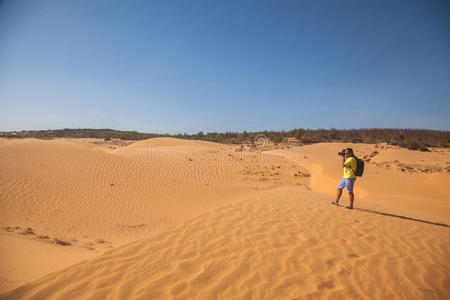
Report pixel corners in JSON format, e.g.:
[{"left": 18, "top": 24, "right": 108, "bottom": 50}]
[{"left": 54, "top": 239, "right": 72, "bottom": 246}]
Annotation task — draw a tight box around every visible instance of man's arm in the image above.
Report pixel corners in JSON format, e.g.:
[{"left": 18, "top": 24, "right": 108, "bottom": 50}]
[{"left": 342, "top": 156, "right": 346, "bottom": 167}]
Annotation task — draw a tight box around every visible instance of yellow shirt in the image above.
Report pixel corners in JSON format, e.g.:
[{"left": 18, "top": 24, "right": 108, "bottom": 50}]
[{"left": 344, "top": 157, "right": 357, "bottom": 178}]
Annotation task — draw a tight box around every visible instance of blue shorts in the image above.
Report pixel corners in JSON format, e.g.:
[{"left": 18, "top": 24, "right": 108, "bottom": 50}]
[{"left": 338, "top": 177, "right": 356, "bottom": 193}]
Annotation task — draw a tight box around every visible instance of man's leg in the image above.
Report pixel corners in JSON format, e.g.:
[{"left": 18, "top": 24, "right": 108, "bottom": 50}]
[
  {"left": 346, "top": 178, "right": 356, "bottom": 209},
  {"left": 335, "top": 188, "right": 342, "bottom": 204},
  {"left": 334, "top": 177, "right": 346, "bottom": 205},
  {"left": 348, "top": 192, "right": 354, "bottom": 209}
]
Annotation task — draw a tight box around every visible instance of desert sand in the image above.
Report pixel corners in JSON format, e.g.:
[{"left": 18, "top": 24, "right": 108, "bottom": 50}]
[{"left": 0, "top": 137, "right": 449, "bottom": 299}]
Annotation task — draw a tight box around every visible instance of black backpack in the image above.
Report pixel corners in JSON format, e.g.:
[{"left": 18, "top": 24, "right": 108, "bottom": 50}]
[{"left": 353, "top": 156, "right": 364, "bottom": 177}]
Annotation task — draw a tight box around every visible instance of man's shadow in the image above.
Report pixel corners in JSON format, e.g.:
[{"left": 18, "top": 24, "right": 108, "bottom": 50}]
[{"left": 355, "top": 208, "right": 449, "bottom": 228}]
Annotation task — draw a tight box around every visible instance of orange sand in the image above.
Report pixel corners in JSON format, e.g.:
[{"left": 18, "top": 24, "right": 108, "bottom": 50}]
[{"left": 0, "top": 138, "right": 449, "bottom": 299}]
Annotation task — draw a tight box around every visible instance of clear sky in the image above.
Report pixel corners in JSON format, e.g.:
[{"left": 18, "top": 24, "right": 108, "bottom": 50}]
[{"left": 1, "top": 0, "right": 449, "bottom": 133}]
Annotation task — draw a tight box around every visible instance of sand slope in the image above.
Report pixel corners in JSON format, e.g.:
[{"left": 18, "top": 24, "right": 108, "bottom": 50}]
[
  {"left": 3, "top": 187, "right": 449, "bottom": 299},
  {"left": 269, "top": 142, "right": 450, "bottom": 219},
  {"left": 1, "top": 138, "right": 449, "bottom": 298},
  {"left": 0, "top": 138, "right": 257, "bottom": 245},
  {"left": 0, "top": 138, "right": 307, "bottom": 292}
]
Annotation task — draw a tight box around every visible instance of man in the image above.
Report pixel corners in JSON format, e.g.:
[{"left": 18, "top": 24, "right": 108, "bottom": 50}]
[{"left": 332, "top": 148, "right": 357, "bottom": 209}]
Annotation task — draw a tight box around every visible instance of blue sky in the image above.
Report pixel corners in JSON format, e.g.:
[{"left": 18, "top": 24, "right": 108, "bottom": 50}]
[{"left": 1, "top": 0, "right": 449, "bottom": 133}]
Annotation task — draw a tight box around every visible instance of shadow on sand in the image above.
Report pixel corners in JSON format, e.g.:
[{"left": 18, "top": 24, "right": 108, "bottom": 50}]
[{"left": 355, "top": 208, "right": 449, "bottom": 228}]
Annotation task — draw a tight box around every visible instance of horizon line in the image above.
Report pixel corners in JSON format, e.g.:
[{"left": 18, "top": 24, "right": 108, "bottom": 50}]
[{"left": 1, "top": 127, "right": 449, "bottom": 135}]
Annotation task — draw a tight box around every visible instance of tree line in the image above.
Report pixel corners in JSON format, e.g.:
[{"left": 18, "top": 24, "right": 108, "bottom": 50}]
[{"left": 1, "top": 128, "right": 448, "bottom": 151}]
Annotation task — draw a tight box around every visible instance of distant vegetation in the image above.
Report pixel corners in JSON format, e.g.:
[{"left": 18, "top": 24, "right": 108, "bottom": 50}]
[
  {"left": 0, "top": 128, "right": 161, "bottom": 140},
  {"left": 1, "top": 128, "right": 449, "bottom": 151}
]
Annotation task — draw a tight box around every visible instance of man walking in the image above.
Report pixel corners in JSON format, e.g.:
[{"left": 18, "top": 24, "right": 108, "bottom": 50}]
[{"left": 332, "top": 148, "right": 357, "bottom": 209}]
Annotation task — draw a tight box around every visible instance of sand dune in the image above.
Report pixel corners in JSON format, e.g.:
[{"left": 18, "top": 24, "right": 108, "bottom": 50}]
[
  {"left": 3, "top": 187, "right": 449, "bottom": 299},
  {"left": 0, "top": 138, "right": 449, "bottom": 298},
  {"left": 0, "top": 138, "right": 251, "bottom": 245},
  {"left": 269, "top": 143, "right": 450, "bottom": 219},
  {"left": 0, "top": 138, "right": 306, "bottom": 292}
]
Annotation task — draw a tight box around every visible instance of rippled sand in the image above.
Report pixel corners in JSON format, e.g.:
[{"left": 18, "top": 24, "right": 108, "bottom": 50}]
[{"left": 1, "top": 138, "right": 448, "bottom": 299}]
